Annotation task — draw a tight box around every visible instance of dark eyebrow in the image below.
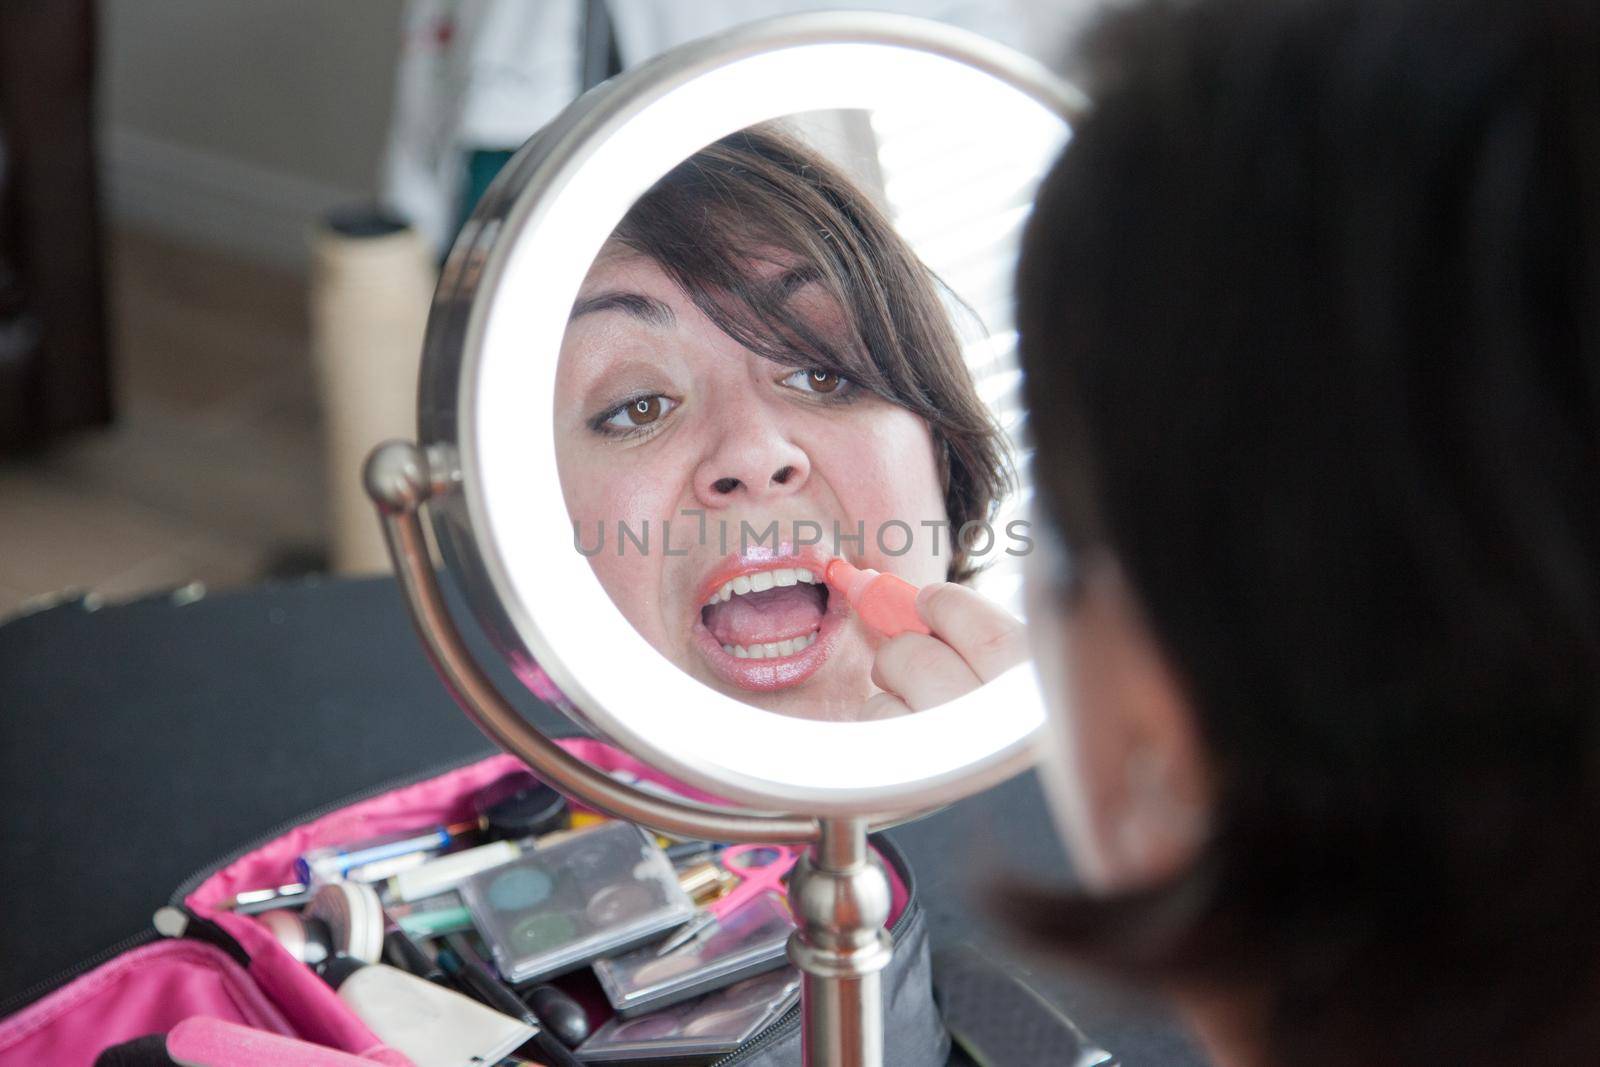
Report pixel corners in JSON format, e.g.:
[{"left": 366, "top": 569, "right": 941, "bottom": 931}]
[
  {"left": 568, "top": 291, "right": 676, "bottom": 327},
  {"left": 775, "top": 265, "right": 823, "bottom": 298}
]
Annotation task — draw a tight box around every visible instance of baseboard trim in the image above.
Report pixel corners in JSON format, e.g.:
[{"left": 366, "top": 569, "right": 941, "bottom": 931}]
[{"left": 100, "top": 127, "right": 370, "bottom": 271}]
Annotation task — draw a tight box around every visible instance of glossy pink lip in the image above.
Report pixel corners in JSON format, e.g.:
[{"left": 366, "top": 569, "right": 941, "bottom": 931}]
[{"left": 690, "top": 543, "right": 842, "bottom": 692}]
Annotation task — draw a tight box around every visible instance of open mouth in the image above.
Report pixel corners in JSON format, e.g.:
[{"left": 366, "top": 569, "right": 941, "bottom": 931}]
[
  {"left": 689, "top": 551, "right": 847, "bottom": 692},
  {"left": 701, "top": 566, "right": 828, "bottom": 658}
]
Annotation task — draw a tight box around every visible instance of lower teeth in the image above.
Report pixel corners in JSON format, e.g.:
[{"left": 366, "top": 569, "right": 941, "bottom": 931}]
[{"left": 721, "top": 631, "right": 818, "bottom": 660}]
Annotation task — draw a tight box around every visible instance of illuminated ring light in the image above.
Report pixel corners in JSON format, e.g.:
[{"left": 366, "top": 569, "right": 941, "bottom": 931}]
[{"left": 426, "top": 13, "right": 1082, "bottom": 813}]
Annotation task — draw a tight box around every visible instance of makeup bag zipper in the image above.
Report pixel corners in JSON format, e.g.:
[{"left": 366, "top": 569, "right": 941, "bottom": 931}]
[
  {"left": 0, "top": 929, "right": 159, "bottom": 1020},
  {"left": 708, "top": 1001, "right": 802, "bottom": 1067},
  {"left": 0, "top": 749, "right": 503, "bottom": 1020},
  {"left": 164, "top": 750, "right": 501, "bottom": 907}
]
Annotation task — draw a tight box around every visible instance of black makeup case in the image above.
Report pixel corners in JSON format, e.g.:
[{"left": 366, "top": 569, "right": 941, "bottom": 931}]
[{"left": 0, "top": 743, "right": 948, "bottom": 1066}]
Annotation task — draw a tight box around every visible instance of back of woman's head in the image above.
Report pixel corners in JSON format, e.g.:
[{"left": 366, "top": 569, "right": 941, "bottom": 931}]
[{"left": 1016, "top": 0, "right": 1600, "bottom": 1063}]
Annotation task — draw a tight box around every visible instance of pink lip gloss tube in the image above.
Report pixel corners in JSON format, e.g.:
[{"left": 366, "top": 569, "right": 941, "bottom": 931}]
[{"left": 823, "top": 559, "right": 932, "bottom": 637}]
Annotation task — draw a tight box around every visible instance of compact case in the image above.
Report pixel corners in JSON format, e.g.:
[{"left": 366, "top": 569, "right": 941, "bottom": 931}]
[
  {"left": 594, "top": 890, "right": 794, "bottom": 1018},
  {"left": 580, "top": 969, "right": 803, "bottom": 1062},
  {"left": 0, "top": 741, "right": 948, "bottom": 1067},
  {"left": 461, "top": 821, "right": 696, "bottom": 984}
]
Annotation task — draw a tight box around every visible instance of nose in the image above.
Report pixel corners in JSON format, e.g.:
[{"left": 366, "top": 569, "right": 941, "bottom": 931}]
[{"left": 692, "top": 407, "right": 811, "bottom": 510}]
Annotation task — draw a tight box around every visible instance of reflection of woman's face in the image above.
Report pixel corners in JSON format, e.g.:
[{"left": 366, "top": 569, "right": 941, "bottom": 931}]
[{"left": 555, "top": 249, "right": 950, "bottom": 720}]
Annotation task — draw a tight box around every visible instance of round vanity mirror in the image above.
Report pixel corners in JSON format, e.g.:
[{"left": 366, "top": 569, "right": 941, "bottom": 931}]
[{"left": 415, "top": 13, "right": 1080, "bottom": 814}]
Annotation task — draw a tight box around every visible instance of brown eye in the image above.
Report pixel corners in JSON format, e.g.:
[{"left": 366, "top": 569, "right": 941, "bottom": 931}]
[
  {"left": 628, "top": 396, "right": 663, "bottom": 424},
  {"left": 597, "top": 393, "right": 677, "bottom": 434},
  {"left": 780, "top": 367, "right": 851, "bottom": 398},
  {"left": 807, "top": 370, "right": 841, "bottom": 394}
]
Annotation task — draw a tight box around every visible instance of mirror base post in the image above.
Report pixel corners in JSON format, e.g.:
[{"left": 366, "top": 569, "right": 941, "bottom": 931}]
[{"left": 788, "top": 817, "right": 895, "bottom": 1067}]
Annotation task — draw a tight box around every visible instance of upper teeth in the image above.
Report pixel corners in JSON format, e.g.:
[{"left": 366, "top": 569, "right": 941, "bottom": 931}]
[{"left": 705, "top": 567, "right": 817, "bottom": 606}]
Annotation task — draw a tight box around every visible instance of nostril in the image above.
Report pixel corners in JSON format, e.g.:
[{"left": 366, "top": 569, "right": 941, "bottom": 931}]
[
  {"left": 772, "top": 466, "right": 795, "bottom": 486},
  {"left": 712, "top": 477, "right": 741, "bottom": 494}
]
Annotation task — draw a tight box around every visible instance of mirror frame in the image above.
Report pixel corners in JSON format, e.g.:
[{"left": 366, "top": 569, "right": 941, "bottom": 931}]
[{"left": 417, "top": 12, "right": 1086, "bottom": 814}]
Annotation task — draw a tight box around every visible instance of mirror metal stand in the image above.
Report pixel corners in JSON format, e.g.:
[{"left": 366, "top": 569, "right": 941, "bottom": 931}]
[
  {"left": 365, "top": 439, "right": 893, "bottom": 1067},
  {"left": 790, "top": 818, "right": 895, "bottom": 1067}
]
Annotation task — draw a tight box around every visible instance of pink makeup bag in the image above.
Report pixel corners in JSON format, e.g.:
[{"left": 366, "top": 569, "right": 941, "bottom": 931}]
[{"left": 0, "top": 741, "right": 943, "bottom": 1066}]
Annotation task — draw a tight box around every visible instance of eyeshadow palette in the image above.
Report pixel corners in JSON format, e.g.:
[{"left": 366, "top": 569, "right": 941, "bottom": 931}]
[
  {"left": 577, "top": 967, "right": 802, "bottom": 1062},
  {"left": 593, "top": 889, "right": 795, "bottom": 1017},
  {"left": 459, "top": 821, "right": 696, "bottom": 983}
]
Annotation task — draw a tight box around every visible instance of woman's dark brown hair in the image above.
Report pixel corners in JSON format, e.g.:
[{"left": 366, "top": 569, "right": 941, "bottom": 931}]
[
  {"left": 606, "top": 123, "right": 1010, "bottom": 581},
  {"left": 1015, "top": 0, "right": 1600, "bottom": 1065}
]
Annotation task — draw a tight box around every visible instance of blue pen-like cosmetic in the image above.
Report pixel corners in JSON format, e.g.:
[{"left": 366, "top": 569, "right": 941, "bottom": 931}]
[{"left": 295, "top": 820, "right": 479, "bottom": 884}]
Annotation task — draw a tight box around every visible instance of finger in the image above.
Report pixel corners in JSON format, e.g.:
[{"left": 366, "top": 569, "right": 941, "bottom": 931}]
[
  {"left": 914, "top": 582, "right": 1028, "bottom": 683},
  {"left": 861, "top": 691, "right": 914, "bottom": 720},
  {"left": 870, "top": 631, "right": 984, "bottom": 711}
]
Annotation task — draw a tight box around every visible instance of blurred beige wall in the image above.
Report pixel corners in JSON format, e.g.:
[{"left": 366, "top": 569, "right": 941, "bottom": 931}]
[{"left": 98, "top": 0, "right": 403, "bottom": 268}]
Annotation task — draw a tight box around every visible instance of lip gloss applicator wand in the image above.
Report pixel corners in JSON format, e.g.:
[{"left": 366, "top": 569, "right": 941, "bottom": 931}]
[{"left": 822, "top": 558, "right": 932, "bottom": 638}]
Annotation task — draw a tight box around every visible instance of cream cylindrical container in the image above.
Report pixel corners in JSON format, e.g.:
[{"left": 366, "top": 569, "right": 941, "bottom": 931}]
[{"left": 308, "top": 209, "right": 436, "bottom": 575}]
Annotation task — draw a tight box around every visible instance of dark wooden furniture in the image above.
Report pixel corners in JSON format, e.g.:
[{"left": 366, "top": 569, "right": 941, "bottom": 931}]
[{"left": 0, "top": 0, "right": 110, "bottom": 450}]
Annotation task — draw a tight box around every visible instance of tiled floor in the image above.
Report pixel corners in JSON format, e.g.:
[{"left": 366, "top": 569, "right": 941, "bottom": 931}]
[{"left": 0, "top": 228, "right": 330, "bottom": 621}]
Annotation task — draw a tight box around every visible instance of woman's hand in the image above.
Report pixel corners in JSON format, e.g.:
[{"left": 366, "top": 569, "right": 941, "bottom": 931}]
[{"left": 863, "top": 582, "right": 1028, "bottom": 718}]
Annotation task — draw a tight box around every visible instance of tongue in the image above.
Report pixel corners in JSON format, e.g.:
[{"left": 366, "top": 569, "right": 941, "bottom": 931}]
[{"left": 703, "top": 584, "right": 826, "bottom": 645}]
